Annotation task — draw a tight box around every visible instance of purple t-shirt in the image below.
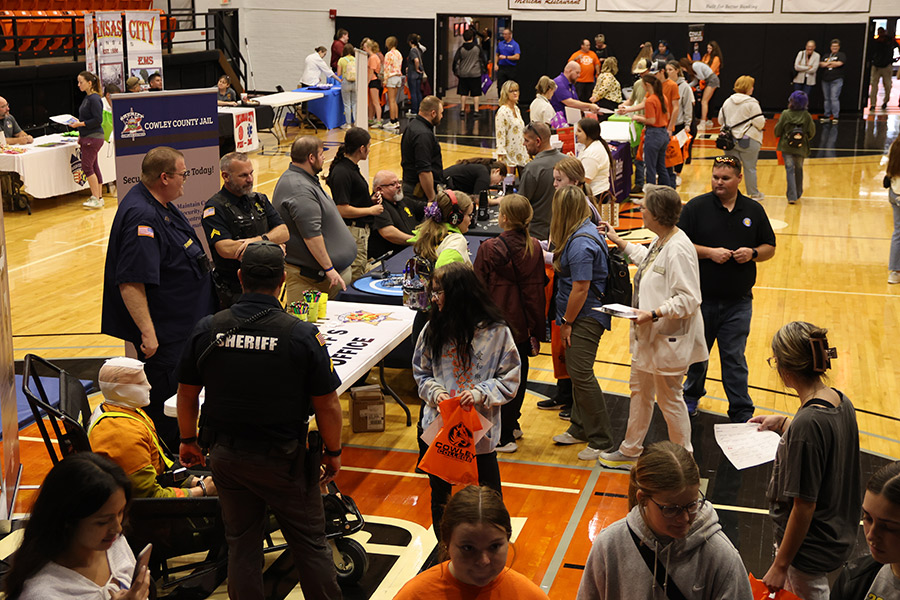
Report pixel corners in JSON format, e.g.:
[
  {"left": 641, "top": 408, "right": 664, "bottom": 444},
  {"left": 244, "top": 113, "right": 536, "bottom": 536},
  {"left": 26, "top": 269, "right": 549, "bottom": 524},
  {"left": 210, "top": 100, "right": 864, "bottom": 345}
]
[{"left": 550, "top": 73, "right": 577, "bottom": 113}]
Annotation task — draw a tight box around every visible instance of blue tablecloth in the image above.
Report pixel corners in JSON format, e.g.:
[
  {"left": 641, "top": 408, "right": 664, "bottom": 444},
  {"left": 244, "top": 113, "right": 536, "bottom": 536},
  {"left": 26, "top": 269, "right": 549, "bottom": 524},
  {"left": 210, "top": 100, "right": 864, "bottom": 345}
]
[{"left": 292, "top": 85, "right": 345, "bottom": 130}]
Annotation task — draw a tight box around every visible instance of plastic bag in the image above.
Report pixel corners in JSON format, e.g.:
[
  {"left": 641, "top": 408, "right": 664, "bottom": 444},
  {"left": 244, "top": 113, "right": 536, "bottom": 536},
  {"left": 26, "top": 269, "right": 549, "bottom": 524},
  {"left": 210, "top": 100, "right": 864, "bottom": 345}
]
[
  {"left": 749, "top": 574, "right": 802, "bottom": 600},
  {"left": 418, "top": 397, "right": 484, "bottom": 485}
]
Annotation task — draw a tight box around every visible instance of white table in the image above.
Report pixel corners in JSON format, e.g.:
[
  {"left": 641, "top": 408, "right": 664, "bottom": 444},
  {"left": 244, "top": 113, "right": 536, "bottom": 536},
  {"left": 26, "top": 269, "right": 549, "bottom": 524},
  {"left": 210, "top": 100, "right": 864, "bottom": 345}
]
[
  {"left": 164, "top": 301, "right": 416, "bottom": 425},
  {"left": 0, "top": 134, "right": 116, "bottom": 200},
  {"left": 254, "top": 90, "right": 325, "bottom": 140}
]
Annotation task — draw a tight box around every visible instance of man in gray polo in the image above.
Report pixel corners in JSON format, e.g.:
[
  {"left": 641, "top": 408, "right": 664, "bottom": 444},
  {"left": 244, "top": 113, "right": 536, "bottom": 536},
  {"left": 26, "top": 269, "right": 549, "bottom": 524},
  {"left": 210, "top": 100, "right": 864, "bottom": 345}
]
[
  {"left": 0, "top": 96, "right": 32, "bottom": 144},
  {"left": 519, "top": 122, "right": 563, "bottom": 240},
  {"left": 272, "top": 136, "right": 356, "bottom": 301}
]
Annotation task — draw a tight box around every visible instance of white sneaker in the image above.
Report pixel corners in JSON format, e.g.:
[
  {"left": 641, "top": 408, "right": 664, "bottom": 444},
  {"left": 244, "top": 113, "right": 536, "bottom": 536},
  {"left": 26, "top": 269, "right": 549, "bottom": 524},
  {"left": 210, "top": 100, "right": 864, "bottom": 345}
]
[
  {"left": 383, "top": 122, "right": 400, "bottom": 132},
  {"left": 552, "top": 432, "right": 586, "bottom": 445},
  {"left": 705, "top": 120, "right": 715, "bottom": 128},
  {"left": 513, "top": 428, "right": 523, "bottom": 440},
  {"left": 83, "top": 196, "right": 104, "bottom": 209},
  {"left": 577, "top": 447, "right": 602, "bottom": 461},
  {"left": 751, "top": 193, "right": 765, "bottom": 202},
  {"left": 340, "top": 123, "right": 351, "bottom": 130},
  {"left": 889, "top": 271, "right": 900, "bottom": 284},
  {"left": 598, "top": 449, "right": 637, "bottom": 470},
  {"left": 495, "top": 441, "right": 518, "bottom": 453},
  {"left": 675, "top": 175, "right": 682, "bottom": 187}
]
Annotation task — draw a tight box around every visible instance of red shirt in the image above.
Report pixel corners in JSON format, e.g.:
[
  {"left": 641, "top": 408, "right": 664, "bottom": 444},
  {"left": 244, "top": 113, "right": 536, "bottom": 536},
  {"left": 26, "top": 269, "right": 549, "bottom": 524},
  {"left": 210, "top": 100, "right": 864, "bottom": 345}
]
[{"left": 644, "top": 94, "right": 668, "bottom": 128}]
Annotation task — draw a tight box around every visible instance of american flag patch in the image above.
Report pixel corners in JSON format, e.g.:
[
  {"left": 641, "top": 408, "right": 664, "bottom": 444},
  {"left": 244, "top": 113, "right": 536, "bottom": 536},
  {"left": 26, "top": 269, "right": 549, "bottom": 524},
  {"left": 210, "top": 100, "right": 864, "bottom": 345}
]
[
  {"left": 137, "top": 225, "right": 154, "bottom": 238},
  {"left": 203, "top": 207, "right": 215, "bottom": 218},
  {"left": 316, "top": 332, "right": 326, "bottom": 346}
]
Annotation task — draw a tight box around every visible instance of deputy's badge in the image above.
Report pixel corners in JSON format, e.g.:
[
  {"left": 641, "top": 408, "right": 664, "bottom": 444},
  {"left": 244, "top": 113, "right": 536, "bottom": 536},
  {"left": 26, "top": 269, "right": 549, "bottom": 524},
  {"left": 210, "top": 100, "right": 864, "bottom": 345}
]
[
  {"left": 137, "top": 225, "right": 154, "bottom": 238},
  {"left": 203, "top": 207, "right": 215, "bottom": 218}
]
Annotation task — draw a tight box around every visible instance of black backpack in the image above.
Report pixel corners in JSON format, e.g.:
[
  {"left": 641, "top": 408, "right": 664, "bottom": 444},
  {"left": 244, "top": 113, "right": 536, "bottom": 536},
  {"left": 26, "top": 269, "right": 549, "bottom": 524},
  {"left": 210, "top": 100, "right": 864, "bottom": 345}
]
[
  {"left": 787, "top": 124, "right": 806, "bottom": 149},
  {"left": 571, "top": 233, "right": 632, "bottom": 307}
]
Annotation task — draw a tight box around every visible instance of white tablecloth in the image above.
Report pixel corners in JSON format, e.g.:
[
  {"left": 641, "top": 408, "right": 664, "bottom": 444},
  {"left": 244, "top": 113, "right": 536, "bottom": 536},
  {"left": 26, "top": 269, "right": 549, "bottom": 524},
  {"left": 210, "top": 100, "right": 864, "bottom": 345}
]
[
  {"left": 0, "top": 134, "right": 116, "bottom": 199},
  {"left": 254, "top": 91, "right": 325, "bottom": 107}
]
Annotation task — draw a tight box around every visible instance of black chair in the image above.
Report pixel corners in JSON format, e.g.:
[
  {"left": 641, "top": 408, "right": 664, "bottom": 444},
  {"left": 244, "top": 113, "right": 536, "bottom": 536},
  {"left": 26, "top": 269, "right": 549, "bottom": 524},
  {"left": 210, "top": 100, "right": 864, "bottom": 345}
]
[{"left": 21, "top": 354, "right": 228, "bottom": 597}]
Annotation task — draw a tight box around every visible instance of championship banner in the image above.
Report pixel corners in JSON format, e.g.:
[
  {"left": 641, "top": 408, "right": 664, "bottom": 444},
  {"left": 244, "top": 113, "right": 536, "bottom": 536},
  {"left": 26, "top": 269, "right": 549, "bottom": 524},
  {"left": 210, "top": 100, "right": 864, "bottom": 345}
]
[
  {"left": 125, "top": 11, "right": 163, "bottom": 91},
  {"left": 96, "top": 11, "right": 125, "bottom": 91},
  {"left": 84, "top": 13, "right": 96, "bottom": 75},
  {"left": 220, "top": 107, "right": 259, "bottom": 152},
  {"left": 111, "top": 89, "right": 220, "bottom": 254}
]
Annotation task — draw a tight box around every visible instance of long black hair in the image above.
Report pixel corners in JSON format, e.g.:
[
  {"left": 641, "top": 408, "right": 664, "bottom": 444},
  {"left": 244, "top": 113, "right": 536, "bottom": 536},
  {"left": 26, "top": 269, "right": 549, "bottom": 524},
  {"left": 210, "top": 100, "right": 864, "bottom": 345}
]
[
  {"left": 326, "top": 127, "right": 371, "bottom": 187},
  {"left": 5, "top": 453, "right": 132, "bottom": 599},
  {"left": 425, "top": 262, "right": 506, "bottom": 371}
]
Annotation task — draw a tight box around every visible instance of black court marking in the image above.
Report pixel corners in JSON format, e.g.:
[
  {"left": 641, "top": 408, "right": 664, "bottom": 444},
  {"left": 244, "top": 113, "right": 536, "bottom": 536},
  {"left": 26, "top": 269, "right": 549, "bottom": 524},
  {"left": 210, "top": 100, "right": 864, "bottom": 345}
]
[
  {"left": 563, "top": 563, "right": 586, "bottom": 570},
  {"left": 594, "top": 491, "right": 627, "bottom": 498}
]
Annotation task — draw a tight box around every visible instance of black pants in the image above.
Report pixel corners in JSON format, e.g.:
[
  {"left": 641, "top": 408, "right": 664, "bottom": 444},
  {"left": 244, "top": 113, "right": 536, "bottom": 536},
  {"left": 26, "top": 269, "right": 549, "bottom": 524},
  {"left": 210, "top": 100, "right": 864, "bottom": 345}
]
[
  {"left": 576, "top": 81, "right": 595, "bottom": 103},
  {"left": 499, "top": 343, "right": 530, "bottom": 445},
  {"left": 496, "top": 65, "right": 518, "bottom": 91},
  {"left": 210, "top": 444, "right": 341, "bottom": 600},
  {"left": 137, "top": 340, "right": 184, "bottom": 451}
]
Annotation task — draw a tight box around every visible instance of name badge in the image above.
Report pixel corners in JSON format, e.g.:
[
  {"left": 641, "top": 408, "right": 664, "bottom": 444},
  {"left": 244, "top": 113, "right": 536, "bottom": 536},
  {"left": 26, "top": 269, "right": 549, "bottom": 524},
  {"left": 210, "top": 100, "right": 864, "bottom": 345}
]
[{"left": 653, "top": 265, "right": 666, "bottom": 275}]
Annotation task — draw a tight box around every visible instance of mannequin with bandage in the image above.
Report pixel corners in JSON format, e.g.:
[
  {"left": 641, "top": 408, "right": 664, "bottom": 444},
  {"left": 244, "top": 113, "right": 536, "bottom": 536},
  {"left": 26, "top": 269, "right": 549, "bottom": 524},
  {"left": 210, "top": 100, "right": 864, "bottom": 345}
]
[{"left": 88, "top": 357, "right": 216, "bottom": 499}]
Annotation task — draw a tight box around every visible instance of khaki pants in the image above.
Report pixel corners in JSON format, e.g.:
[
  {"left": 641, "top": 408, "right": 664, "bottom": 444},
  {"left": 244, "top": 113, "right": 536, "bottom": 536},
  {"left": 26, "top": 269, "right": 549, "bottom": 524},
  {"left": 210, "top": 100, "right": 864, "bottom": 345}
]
[
  {"left": 284, "top": 263, "right": 352, "bottom": 304},
  {"left": 348, "top": 224, "right": 371, "bottom": 281},
  {"left": 870, "top": 65, "right": 893, "bottom": 108}
]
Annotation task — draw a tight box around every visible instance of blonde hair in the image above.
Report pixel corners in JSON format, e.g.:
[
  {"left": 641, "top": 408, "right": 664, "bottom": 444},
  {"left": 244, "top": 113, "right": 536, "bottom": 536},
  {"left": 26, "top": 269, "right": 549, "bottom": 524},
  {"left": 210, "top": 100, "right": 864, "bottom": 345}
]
[
  {"left": 733, "top": 75, "right": 755, "bottom": 94},
  {"left": 499, "top": 194, "right": 534, "bottom": 259},
  {"left": 550, "top": 185, "right": 591, "bottom": 271},
  {"left": 601, "top": 56, "right": 618, "bottom": 75},
  {"left": 772, "top": 321, "right": 834, "bottom": 384},
  {"left": 535, "top": 75, "right": 557, "bottom": 96},
  {"left": 386, "top": 36, "right": 397, "bottom": 50},
  {"left": 369, "top": 40, "right": 380, "bottom": 53},
  {"left": 553, "top": 156, "right": 598, "bottom": 212},
  {"left": 499, "top": 80, "right": 520, "bottom": 106},
  {"left": 413, "top": 190, "right": 473, "bottom": 263},
  {"left": 628, "top": 441, "right": 700, "bottom": 509}
]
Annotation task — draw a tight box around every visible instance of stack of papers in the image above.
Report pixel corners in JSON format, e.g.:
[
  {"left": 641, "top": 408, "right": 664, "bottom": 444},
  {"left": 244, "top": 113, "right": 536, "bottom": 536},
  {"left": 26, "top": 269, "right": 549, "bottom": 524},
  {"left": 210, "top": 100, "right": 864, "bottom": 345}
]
[{"left": 714, "top": 423, "right": 781, "bottom": 470}]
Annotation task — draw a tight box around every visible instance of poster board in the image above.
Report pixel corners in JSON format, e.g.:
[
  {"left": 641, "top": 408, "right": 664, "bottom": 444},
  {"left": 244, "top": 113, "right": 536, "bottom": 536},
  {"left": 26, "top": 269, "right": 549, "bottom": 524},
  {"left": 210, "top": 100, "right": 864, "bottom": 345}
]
[{"left": 125, "top": 11, "right": 164, "bottom": 90}]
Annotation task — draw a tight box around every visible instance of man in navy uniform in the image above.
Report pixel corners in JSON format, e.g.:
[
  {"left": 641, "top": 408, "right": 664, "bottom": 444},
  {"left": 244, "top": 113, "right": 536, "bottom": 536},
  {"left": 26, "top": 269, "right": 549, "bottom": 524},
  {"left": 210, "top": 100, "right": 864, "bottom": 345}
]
[
  {"left": 101, "top": 146, "right": 215, "bottom": 448},
  {"left": 176, "top": 241, "right": 343, "bottom": 600}
]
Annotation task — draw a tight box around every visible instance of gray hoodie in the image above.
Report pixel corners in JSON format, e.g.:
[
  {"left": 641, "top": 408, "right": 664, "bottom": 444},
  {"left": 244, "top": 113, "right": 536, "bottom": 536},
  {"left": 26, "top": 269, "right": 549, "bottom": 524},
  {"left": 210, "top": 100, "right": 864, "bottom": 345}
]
[{"left": 577, "top": 503, "right": 753, "bottom": 600}]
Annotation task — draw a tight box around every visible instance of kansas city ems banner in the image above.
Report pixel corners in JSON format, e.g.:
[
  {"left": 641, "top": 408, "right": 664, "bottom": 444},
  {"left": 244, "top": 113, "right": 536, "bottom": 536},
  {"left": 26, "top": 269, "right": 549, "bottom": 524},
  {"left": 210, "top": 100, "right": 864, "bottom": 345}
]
[
  {"left": 96, "top": 12, "right": 125, "bottom": 91},
  {"left": 111, "top": 89, "right": 220, "bottom": 255},
  {"left": 84, "top": 13, "right": 97, "bottom": 76},
  {"left": 125, "top": 11, "right": 163, "bottom": 90}
]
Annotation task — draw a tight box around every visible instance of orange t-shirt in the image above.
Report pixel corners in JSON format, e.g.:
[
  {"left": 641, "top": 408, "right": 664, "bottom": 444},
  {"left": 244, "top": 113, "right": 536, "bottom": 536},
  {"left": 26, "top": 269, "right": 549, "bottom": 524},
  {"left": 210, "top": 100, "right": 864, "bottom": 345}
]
[
  {"left": 661, "top": 79, "right": 679, "bottom": 120},
  {"left": 394, "top": 562, "right": 549, "bottom": 599},
  {"left": 367, "top": 53, "right": 381, "bottom": 83},
  {"left": 568, "top": 50, "right": 600, "bottom": 83},
  {"left": 644, "top": 94, "right": 668, "bottom": 128}
]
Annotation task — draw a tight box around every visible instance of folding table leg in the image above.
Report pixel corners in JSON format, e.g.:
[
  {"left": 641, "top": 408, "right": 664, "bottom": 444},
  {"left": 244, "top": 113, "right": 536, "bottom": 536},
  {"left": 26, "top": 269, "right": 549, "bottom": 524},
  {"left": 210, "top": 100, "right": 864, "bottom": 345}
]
[{"left": 379, "top": 360, "right": 410, "bottom": 426}]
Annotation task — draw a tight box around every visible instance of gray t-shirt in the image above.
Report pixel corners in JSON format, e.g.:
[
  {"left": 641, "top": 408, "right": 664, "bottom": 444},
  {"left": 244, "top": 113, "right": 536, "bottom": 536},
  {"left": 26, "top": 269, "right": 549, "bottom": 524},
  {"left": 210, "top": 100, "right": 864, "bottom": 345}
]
[
  {"left": 272, "top": 163, "right": 357, "bottom": 274},
  {"left": 1, "top": 114, "right": 22, "bottom": 138},
  {"left": 767, "top": 391, "right": 861, "bottom": 574},
  {"left": 519, "top": 148, "right": 564, "bottom": 240},
  {"left": 866, "top": 564, "right": 900, "bottom": 599}
]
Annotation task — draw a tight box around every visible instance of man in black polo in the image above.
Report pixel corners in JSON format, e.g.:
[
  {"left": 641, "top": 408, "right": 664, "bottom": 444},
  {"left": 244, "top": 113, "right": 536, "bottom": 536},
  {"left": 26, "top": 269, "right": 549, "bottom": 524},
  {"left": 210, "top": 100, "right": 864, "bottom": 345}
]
[
  {"left": 368, "top": 169, "right": 424, "bottom": 259},
  {"left": 176, "top": 241, "right": 343, "bottom": 600},
  {"left": 203, "top": 152, "right": 289, "bottom": 307},
  {"left": 400, "top": 95, "right": 444, "bottom": 202},
  {"left": 678, "top": 155, "right": 776, "bottom": 423}
]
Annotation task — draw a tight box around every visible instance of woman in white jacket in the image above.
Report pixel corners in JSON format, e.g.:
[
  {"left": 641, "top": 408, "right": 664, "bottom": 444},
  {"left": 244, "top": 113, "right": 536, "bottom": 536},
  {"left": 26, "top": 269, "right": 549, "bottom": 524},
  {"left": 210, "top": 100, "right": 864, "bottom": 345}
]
[
  {"left": 792, "top": 40, "right": 820, "bottom": 96},
  {"left": 719, "top": 76, "right": 766, "bottom": 200},
  {"left": 598, "top": 185, "right": 707, "bottom": 470}
]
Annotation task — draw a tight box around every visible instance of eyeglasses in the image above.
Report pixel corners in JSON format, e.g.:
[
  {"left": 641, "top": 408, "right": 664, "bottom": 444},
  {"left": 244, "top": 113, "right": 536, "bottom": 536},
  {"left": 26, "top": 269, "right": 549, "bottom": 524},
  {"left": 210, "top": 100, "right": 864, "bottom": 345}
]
[
  {"left": 166, "top": 171, "right": 189, "bottom": 180},
  {"left": 713, "top": 156, "right": 740, "bottom": 167},
  {"left": 647, "top": 493, "right": 706, "bottom": 519},
  {"left": 430, "top": 289, "right": 445, "bottom": 301},
  {"left": 767, "top": 356, "right": 778, "bottom": 368},
  {"left": 380, "top": 181, "right": 401, "bottom": 188}
]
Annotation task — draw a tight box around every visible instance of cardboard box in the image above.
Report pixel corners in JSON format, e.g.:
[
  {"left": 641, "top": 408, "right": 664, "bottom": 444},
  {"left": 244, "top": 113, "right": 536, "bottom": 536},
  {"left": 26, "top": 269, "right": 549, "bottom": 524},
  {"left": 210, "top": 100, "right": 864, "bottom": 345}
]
[{"left": 349, "top": 385, "right": 385, "bottom": 433}]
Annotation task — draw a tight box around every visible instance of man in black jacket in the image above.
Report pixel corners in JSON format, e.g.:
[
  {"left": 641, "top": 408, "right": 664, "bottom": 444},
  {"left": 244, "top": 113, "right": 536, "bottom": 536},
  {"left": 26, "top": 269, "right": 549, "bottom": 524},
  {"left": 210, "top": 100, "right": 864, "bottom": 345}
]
[{"left": 453, "top": 28, "right": 487, "bottom": 114}]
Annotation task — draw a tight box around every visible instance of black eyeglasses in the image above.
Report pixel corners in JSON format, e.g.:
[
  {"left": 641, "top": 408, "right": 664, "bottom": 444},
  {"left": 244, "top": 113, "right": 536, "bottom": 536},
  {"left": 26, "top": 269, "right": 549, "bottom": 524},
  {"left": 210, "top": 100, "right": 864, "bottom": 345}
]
[
  {"left": 647, "top": 492, "right": 706, "bottom": 518},
  {"left": 165, "top": 171, "right": 189, "bottom": 180},
  {"left": 713, "top": 156, "right": 740, "bottom": 167}
]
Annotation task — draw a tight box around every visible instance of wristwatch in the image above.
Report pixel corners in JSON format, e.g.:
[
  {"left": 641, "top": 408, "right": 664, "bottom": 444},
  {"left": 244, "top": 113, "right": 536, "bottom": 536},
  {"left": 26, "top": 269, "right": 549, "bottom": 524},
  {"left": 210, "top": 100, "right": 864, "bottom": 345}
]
[
  {"left": 324, "top": 447, "right": 342, "bottom": 457},
  {"left": 560, "top": 316, "right": 570, "bottom": 326},
  {"left": 752, "top": 248, "right": 759, "bottom": 259},
  {"left": 261, "top": 234, "right": 269, "bottom": 241},
  {"left": 651, "top": 310, "right": 660, "bottom": 322}
]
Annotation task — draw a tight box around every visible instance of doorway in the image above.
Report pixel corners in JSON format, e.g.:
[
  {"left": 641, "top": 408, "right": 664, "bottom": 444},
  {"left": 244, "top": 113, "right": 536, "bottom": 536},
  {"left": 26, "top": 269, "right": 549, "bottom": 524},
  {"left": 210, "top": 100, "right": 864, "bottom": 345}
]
[{"left": 435, "top": 14, "right": 511, "bottom": 103}]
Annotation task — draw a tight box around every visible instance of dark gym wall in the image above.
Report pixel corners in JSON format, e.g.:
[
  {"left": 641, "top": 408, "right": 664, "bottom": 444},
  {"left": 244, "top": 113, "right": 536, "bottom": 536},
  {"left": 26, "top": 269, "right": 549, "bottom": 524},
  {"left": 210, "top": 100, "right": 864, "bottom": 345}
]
[{"left": 335, "top": 17, "right": 436, "bottom": 85}]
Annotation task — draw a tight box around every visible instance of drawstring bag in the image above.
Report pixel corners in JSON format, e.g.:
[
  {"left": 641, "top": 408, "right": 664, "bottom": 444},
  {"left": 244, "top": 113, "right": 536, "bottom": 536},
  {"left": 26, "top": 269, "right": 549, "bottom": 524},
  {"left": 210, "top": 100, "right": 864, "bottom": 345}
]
[
  {"left": 418, "top": 397, "right": 483, "bottom": 485},
  {"left": 402, "top": 255, "right": 433, "bottom": 311}
]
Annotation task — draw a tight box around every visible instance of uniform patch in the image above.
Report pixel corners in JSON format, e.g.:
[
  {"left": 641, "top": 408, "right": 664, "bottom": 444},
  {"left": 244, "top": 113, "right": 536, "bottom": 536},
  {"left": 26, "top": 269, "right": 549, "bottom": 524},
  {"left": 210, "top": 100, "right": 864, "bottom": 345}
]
[
  {"left": 183, "top": 239, "right": 194, "bottom": 249},
  {"left": 742, "top": 217, "right": 752, "bottom": 227},
  {"left": 203, "top": 207, "right": 216, "bottom": 218},
  {"left": 210, "top": 228, "right": 221, "bottom": 238},
  {"left": 316, "top": 332, "right": 326, "bottom": 346},
  {"left": 403, "top": 206, "right": 413, "bottom": 217},
  {"left": 137, "top": 225, "right": 154, "bottom": 238}
]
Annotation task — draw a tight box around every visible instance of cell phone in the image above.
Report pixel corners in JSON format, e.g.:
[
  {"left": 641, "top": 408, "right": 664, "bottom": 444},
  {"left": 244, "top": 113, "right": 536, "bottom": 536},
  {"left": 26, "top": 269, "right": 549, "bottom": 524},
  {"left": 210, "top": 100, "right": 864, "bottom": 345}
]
[{"left": 131, "top": 543, "right": 152, "bottom": 587}]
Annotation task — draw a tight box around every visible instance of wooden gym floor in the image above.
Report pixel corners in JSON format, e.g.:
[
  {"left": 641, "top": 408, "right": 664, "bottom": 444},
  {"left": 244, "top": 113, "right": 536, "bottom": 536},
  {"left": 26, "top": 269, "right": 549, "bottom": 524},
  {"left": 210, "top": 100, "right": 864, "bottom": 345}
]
[{"left": 5, "top": 94, "right": 900, "bottom": 598}]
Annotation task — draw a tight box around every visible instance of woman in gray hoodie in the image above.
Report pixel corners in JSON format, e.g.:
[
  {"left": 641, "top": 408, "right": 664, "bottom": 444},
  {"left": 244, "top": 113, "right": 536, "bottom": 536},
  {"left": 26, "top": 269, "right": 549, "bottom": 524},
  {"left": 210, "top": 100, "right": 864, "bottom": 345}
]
[{"left": 577, "top": 441, "right": 752, "bottom": 600}]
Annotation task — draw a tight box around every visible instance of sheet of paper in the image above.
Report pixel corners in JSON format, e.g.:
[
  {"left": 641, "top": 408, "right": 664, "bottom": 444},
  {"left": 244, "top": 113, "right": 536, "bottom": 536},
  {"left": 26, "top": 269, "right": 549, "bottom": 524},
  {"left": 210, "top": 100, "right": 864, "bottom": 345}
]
[
  {"left": 50, "top": 114, "right": 78, "bottom": 126},
  {"left": 565, "top": 106, "right": 582, "bottom": 125},
  {"left": 595, "top": 303, "right": 638, "bottom": 319},
  {"left": 675, "top": 128, "right": 689, "bottom": 147},
  {"left": 714, "top": 423, "right": 782, "bottom": 470}
]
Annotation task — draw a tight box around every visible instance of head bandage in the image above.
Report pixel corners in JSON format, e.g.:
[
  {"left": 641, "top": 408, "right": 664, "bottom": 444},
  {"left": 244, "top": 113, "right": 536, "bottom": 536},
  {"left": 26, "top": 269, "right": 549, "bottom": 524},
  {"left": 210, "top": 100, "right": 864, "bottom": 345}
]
[{"left": 98, "top": 357, "right": 151, "bottom": 408}]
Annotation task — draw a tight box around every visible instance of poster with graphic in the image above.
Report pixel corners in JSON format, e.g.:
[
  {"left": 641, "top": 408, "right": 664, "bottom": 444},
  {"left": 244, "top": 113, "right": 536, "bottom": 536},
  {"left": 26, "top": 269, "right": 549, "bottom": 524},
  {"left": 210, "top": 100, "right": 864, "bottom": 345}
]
[
  {"left": 219, "top": 107, "right": 259, "bottom": 153},
  {"left": 125, "top": 11, "right": 163, "bottom": 91},
  {"left": 84, "top": 13, "right": 96, "bottom": 76},
  {"left": 96, "top": 11, "right": 125, "bottom": 90},
  {"left": 111, "top": 89, "right": 220, "bottom": 254}
]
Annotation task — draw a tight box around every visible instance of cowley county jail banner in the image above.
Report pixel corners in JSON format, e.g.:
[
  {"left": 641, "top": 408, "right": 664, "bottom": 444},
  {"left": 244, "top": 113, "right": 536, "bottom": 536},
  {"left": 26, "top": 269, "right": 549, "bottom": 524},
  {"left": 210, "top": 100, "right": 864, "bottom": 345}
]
[{"left": 111, "top": 88, "right": 220, "bottom": 256}]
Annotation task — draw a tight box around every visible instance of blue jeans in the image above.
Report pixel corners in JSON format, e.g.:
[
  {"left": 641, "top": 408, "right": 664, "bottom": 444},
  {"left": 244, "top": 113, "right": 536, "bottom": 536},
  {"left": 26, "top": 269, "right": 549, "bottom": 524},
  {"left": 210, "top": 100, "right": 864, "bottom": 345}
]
[
  {"left": 340, "top": 84, "right": 356, "bottom": 126},
  {"left": 408, "top": 75, "right": 423, "bottom": 113},
  {"left": 792, "top": 82, "right": 812, "bottom": 96},
  {"left": 643, "top": 127, "right": 671, "bottom": 187},
  {"left": 891, "top": 191, "right": 900, "bottom": 271},
  {"left": 683, "top": 295, "right": 754, "bottom": 423},
  {"left": 633, "top": 159, "right": 645, "bottom": 187},
  {"left": 822, "top": 78, "right": 843, "bottom": 118},
  {"left": 783, "top": 153, "right": 804, "bottom": 203}
]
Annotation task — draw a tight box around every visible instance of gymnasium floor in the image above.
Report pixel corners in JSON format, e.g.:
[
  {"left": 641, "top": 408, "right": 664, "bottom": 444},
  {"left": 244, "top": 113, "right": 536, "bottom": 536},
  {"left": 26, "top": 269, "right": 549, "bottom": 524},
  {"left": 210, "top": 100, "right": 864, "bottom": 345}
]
[{"left": 5, "top": 87, "right": 900, "bottom": 598}]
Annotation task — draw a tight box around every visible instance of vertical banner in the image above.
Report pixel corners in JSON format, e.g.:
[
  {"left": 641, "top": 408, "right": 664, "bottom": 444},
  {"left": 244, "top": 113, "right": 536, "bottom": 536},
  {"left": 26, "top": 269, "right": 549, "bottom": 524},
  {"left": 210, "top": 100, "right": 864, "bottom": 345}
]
[
  {"left": 0, "top": 192, "right": 20, "bottom": 520},
  {"left": 232, "top": 108, "right": 259, "bottom": 153},
  {"left": 125, "top": 11, "right": 163, "bottom": 90},
  {"left": 84, "top": 13, "right": 97, "bottom": 76},
  {"left": 96, "top": 12, "right": 125, "bottom": 91},
  {"left": 111, "top": 89, "right": 220, "bottom": 254}
]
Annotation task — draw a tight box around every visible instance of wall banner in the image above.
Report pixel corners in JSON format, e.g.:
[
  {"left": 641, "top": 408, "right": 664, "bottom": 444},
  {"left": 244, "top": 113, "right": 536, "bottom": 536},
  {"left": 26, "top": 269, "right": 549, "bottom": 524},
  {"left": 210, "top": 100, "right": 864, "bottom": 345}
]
[
  {"left": 84, "top": 13, "right": 97, "bottom": 76},
  {"left": 689, "top": 0, "right": 774, "bottom": 12},
  {"left": 111, "top": 89, "right": 220, "bottom": 253},
  {"left": 509, "top": 0, "right": 587, "bottom": 9},
  {"left": 125, "top": 11, "right": 164, "bottom": 90},
  {"left": 596, "top": 0, "right": 677, "bottom": 12},
  {"left": 781, "top": 0, "right": 869, "bottom": 11},
  {"left": 96, "top": 12, "right": 125, "bottom": 91}
]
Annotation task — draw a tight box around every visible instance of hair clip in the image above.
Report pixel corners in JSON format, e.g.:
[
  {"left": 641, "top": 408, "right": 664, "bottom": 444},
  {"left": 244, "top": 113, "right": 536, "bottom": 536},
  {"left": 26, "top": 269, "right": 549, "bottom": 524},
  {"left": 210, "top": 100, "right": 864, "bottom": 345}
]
[
  {"left": 424, "top": 202, "right": 443, "bottom": 223},
  {"left": 810, "top": 338, "right": 837, "bottom": 373}
]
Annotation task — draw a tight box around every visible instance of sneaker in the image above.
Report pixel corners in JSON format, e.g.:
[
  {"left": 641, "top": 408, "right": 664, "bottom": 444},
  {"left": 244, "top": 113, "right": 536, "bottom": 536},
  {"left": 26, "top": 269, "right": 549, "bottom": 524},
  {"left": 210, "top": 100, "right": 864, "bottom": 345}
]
[
  {"left": 513, "top": 428, "right": 524, "bottom": 440},
  {"left": 558, "top": 409, "right": 571, "bottom": 421},
  {"left": 383, "top": 122, "right": 400, "bottom": 132},
  {"left": 368, "top": 120, "right": 382, "bottom": 129},
  {"left": 883, "top": 103, "right": 889, "bottom": 110},
  {"left": 697, "top": 121, "right": 707, "bottom": 131},
  {"left": 788, "top": 198, "right": 797, "bottom": 205},
  {"left": 675, "top": 175, "right": 682, "bottom": 187},
  {"left": 340, "top": 123, "right": 351, "bottom": 130},
  {"left": 552, "top": 432, "right": 586, "bottom": 445},
  {"left": 704, "top": 120, "right": 714, "bottom": 128},
  {"left": 537, "top": 398, "right": 565, "bottom": 410},
  {"left": 496, "top": 441, "right": 518, "bottom": 453},
  {"left": 578, "top": 446, "right": 602, "bottom": 461},
  {"left": 598, "top": 450, "right": 637, "bottom": 470},
  {"left": 889, "top": 271, "right": 900, "bottom": 284},
  {"left": 83, "top": 196, "right": 104, "bottom": 209},
  {"left": 751, "top": 193, "right": 765, "bottom": 201},
  {"left": 831, "top": 117, "right": 839, "bottom": 124}
]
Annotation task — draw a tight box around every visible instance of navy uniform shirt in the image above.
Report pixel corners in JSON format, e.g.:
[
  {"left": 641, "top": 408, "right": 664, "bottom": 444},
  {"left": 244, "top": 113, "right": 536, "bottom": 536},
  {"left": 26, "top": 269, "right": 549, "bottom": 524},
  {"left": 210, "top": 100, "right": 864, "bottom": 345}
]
[
  {"left": 400, "top": 115, "right": 444, "bottom": 191},
  {"left": 678, "top": 191, "right": 776, "bottom": 301},
  {"left": 101, "top": 182, "right": 216, "bottom": 346},
  {"left": 176, "top": 293, "right": 341, "bottom": 441},
  {"left": 201, "top": 187, "right": 284, "bottom": 286},
  {"left": 369, "top": 197, "right": 425, "bottom": 258}
]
